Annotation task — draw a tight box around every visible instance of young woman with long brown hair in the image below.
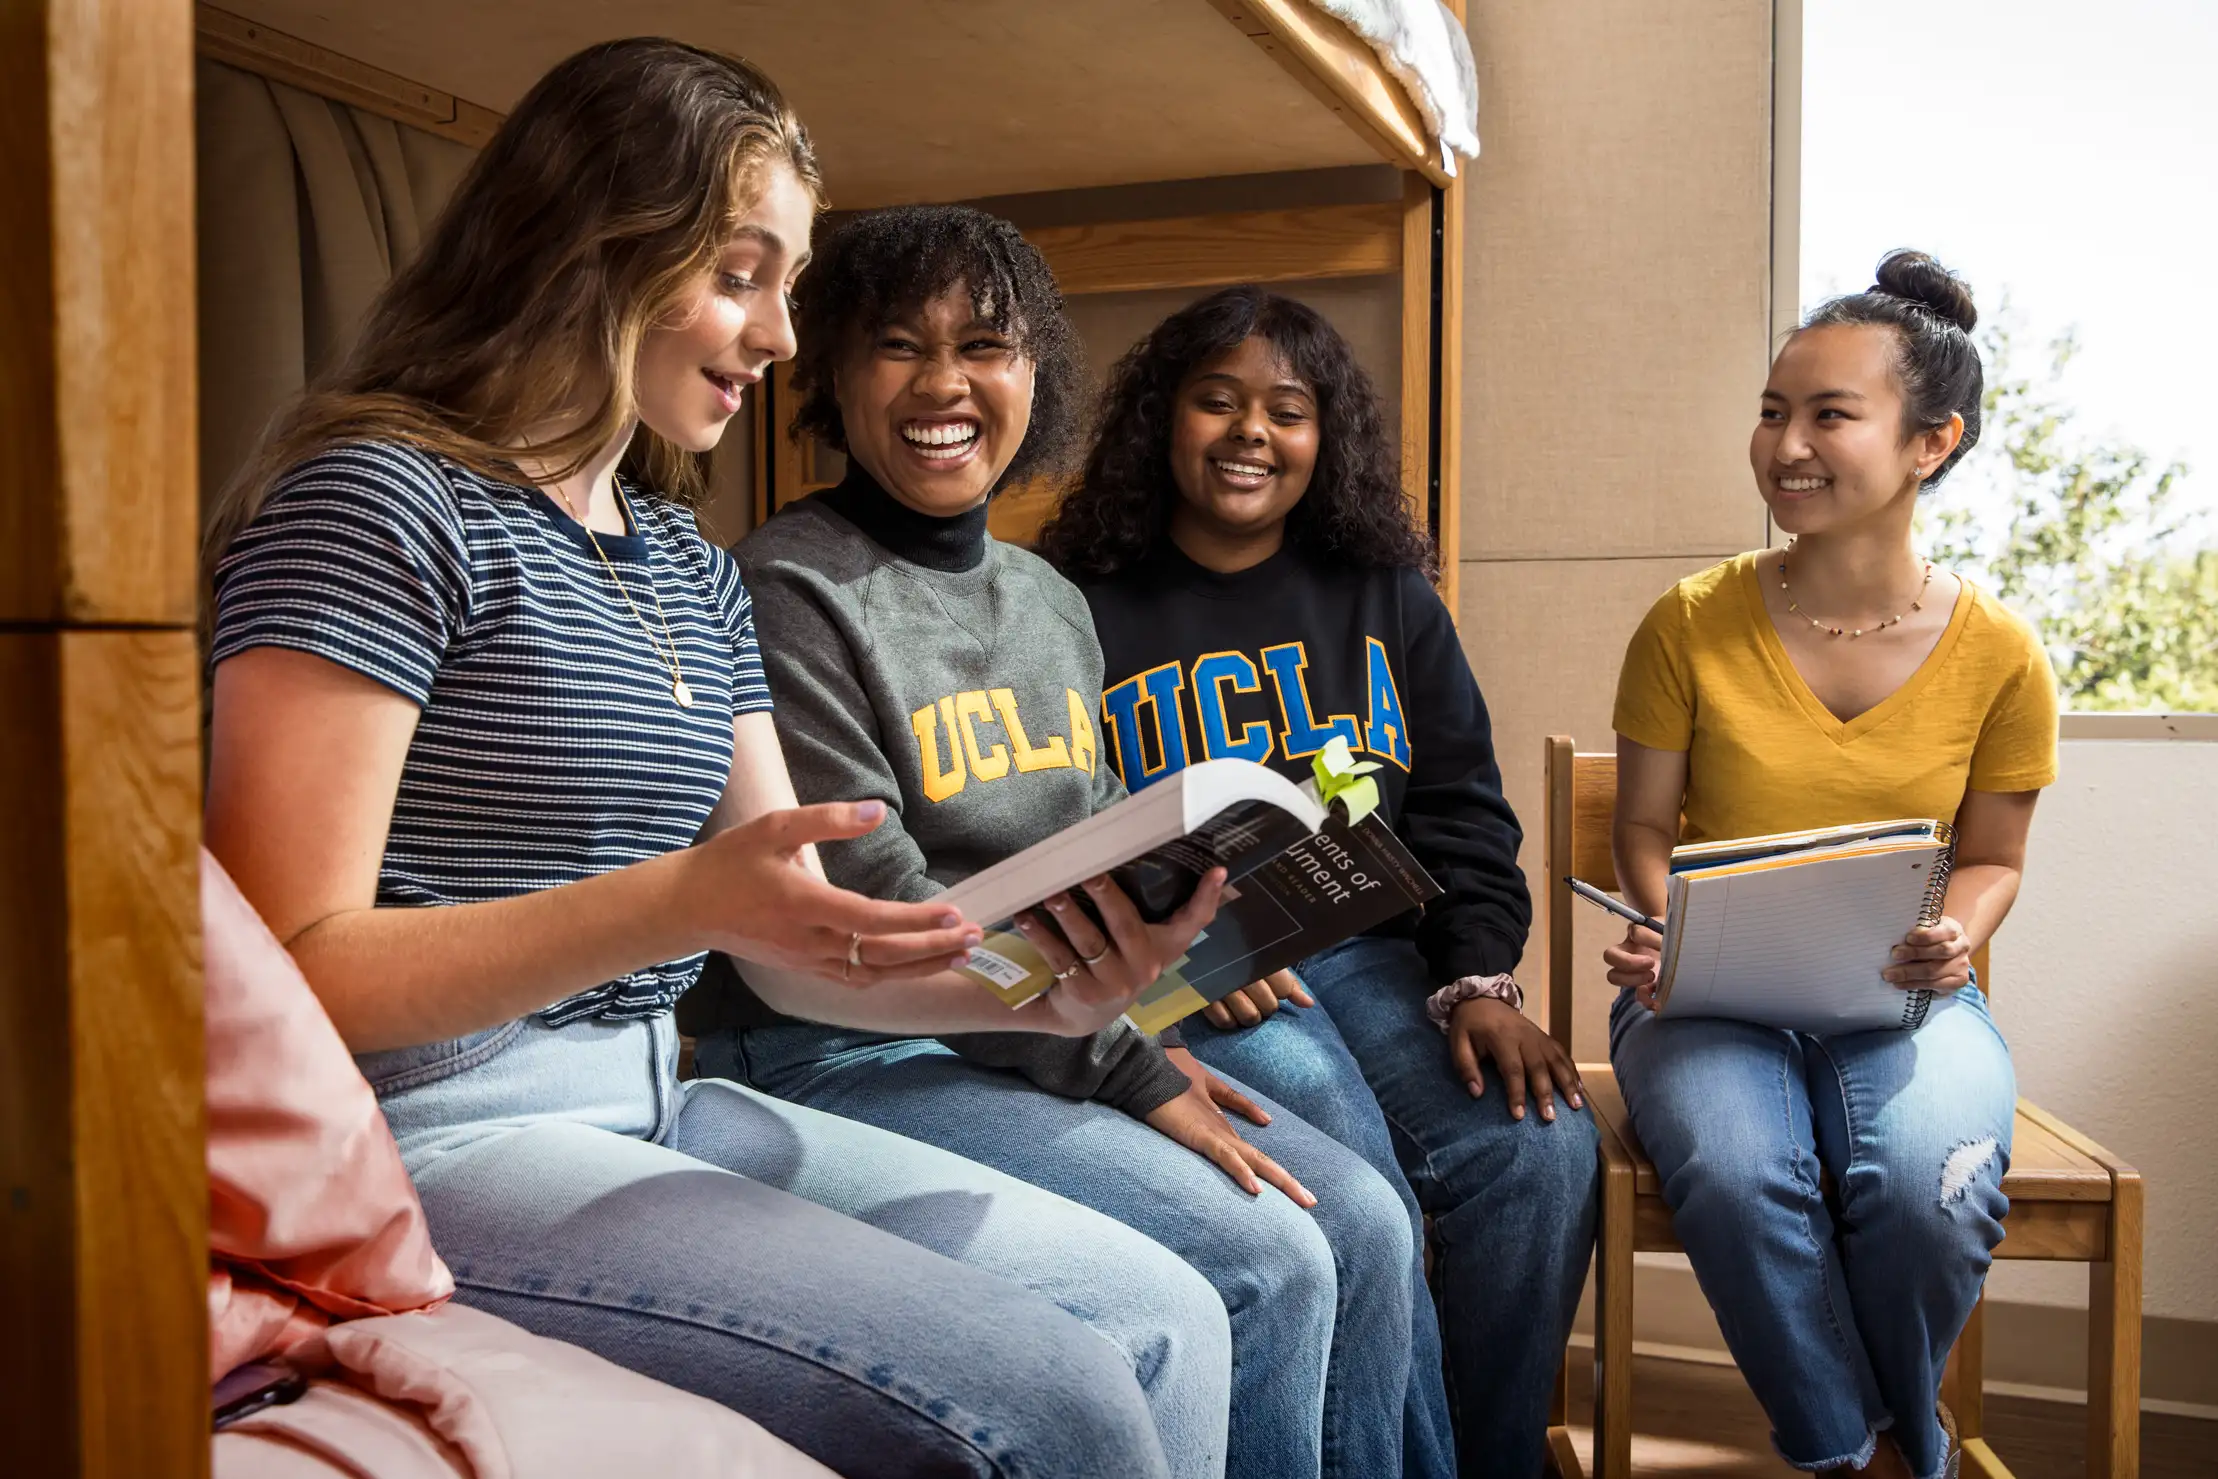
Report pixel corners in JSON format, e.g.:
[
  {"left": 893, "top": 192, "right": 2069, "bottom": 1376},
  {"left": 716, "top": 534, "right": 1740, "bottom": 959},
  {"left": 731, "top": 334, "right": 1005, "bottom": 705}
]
[{"left": 202, "top": 39, "right": 1232, "bottom": 1476}]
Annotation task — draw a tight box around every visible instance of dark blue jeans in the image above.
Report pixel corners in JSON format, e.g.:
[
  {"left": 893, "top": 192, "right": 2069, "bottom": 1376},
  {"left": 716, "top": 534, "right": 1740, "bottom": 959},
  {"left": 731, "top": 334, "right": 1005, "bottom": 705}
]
[{"left": 1180, "top": 934, "right": 1600, "bottom": 1479}]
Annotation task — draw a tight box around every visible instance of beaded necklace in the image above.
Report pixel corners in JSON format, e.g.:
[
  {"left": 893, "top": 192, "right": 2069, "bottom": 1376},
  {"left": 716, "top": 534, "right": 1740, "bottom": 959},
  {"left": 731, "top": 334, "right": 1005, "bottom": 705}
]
[{"left": 1777, "top": 544, "right": 1933, "bottom": 640}]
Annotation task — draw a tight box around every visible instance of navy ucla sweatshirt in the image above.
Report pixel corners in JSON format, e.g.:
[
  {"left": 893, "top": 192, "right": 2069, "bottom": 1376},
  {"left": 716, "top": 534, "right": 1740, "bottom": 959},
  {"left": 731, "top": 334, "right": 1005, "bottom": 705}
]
[{"left": 1077, "top": 542, "right": 1531, "bottom": 986}]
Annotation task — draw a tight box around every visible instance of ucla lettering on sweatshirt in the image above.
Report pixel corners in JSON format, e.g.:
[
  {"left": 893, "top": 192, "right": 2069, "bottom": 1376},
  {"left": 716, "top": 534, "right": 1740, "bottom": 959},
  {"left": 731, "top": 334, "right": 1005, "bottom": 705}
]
[{"left": 1076, "top": 542, "right": 1533, "bottom": 984}]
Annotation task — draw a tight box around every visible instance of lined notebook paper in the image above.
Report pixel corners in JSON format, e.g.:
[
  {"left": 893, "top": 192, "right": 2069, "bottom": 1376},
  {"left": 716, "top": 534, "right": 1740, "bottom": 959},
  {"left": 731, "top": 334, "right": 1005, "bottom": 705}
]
[{"left": 1655, "top": 824, "right": 1955, "bottom": 1032}]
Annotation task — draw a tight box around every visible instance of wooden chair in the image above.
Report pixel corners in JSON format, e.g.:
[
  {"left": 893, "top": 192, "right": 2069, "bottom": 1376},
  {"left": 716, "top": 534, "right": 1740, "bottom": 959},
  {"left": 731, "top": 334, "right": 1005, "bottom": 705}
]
[{"left": 1542, "top": 737, "right": 2144, "bottom": 1479}]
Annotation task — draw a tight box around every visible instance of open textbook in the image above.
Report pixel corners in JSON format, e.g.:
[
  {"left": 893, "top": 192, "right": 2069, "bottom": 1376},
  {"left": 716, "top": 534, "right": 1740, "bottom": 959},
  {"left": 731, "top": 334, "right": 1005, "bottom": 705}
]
[
  {"left": 1655, "top": 819, "right": 1958, "bottom": 1032},
  {"left": 936, "top": 758, "right": 1441, "bottom": 1032}
]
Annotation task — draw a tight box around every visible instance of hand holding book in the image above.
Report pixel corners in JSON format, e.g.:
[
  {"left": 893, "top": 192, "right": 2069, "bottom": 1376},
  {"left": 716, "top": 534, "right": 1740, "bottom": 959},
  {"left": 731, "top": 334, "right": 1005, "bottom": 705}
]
[
  {"left": 1008, "top": 869, "right": 1228, "bottom": 1036},
  {"left": 1886, "top": 915, "right": 1973, "bottom": 992},
  {"left": 1601, "top": 922, "right": 1664, "bottom": 1010},
  {"left": 1199, "top": 968, "right": 1314, "bottom": 1030},
  {"left": 1580, "top": 817, "right": 1960, "bottom": 1031},
  {"left": 942, "top": 757, "right": 1443, "bottom": 1034}
]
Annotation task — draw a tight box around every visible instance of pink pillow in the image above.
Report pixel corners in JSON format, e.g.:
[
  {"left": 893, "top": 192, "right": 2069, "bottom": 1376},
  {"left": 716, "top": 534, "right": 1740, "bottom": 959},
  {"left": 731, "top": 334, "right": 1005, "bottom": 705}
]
[{"left": 205, "top": 849, "right": 453, "bottom": 1378}]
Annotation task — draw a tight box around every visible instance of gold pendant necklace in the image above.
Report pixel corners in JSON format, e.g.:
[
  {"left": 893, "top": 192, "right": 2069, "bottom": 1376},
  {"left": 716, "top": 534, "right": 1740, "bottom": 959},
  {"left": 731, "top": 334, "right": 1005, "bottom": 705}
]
[
  {"left": 557, "top": 484, "right": 695, "bottom": 707},
  {"left": 1777, "top": 543, "right": 1933, "bottom": 640}
]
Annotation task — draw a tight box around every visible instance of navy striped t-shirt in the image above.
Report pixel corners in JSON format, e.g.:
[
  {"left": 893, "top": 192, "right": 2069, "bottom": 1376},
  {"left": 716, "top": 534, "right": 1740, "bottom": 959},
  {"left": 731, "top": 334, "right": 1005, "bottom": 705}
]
[{"left": 211, "top": 441, "right": 771, "bottom": 1024}]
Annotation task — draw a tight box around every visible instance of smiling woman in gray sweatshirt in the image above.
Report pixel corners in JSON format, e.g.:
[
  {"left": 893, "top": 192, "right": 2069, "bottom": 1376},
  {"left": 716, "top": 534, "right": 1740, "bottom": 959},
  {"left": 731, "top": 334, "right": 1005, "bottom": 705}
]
[{"left": 681, "top": 205, "right": 1429, "bottom": 1479}]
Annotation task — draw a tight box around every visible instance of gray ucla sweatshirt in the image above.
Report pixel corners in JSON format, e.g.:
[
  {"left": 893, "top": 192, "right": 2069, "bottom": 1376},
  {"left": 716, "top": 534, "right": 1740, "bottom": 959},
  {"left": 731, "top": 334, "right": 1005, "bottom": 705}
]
[{"left": 678, "top": 472, "right": 1189, "bottom": 1117}]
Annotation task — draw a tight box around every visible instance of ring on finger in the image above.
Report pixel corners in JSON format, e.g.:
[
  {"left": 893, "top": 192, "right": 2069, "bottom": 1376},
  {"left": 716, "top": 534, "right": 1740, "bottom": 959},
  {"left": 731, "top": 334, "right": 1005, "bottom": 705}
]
[
  {"left": 1078, "top": 945, "right": 1111, "bottom": 967},
  {"left": 1053, "top": 962, "right": 1083, "bottom": 982}
]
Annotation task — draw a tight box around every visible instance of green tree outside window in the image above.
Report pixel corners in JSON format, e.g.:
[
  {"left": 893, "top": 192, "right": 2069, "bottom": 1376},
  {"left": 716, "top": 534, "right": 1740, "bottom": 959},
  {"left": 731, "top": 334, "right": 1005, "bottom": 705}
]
[{"left": 1922, "top": 312, "right": 2217, "bottom": 713}]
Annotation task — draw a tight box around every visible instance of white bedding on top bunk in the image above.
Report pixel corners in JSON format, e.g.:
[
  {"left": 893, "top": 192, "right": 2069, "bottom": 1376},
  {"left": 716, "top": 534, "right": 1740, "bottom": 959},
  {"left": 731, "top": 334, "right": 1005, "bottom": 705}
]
[{"left": 1311, "top": 0, "right": 1481, "bottom": 171}]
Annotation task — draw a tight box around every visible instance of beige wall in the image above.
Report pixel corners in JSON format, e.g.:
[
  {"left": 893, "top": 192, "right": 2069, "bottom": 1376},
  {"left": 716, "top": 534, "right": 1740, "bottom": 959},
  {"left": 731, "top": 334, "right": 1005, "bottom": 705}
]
[
  {"left": 1455, "top": 0, "right": 1777, "bottom": 1022},
  {"left": 1988, "top": 738, "right": 2218, "bottom": 1328}
]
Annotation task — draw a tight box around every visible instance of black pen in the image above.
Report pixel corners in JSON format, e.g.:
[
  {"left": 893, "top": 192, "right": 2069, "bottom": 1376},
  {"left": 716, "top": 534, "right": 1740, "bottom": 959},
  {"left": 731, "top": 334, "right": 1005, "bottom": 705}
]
[{"left": 1564, "top": 877, "right": 1664, "bottom": 935}]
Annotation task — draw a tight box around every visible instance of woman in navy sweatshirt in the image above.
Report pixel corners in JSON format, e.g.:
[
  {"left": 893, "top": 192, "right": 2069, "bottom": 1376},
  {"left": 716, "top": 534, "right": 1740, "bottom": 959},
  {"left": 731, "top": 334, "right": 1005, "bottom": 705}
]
[{"left": 1041, "top": 285, "right": 1600, "bottom": 1479}]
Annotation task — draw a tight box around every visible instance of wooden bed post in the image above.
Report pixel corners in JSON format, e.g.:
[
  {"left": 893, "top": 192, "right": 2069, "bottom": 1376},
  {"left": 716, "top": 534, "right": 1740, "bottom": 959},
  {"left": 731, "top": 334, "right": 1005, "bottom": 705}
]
[
  {"left": 1397, "top": 4, "right": 1466, "bottom": 617},
  {"left": 1, "top": 0, "right": 208, "bottom": 1474},
  {"left": 1436, "top": 0, "right": 1466, "bottom": 617},
  {"left": 1398, "top": 171, "right": 1465, "bottom": 615}
]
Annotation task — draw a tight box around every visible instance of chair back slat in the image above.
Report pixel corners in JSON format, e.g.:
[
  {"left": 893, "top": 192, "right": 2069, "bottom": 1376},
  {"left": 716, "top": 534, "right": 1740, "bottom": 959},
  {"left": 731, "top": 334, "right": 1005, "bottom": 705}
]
[
  {"left": 1569, "top": 754, "right": 1619, "bottom": 890},
  {"left": 1542, "top": 734, "right": 1999, "bottom": 1057},
  {"left": 1544, "top": 736, "right": 1616, "bottom": 1052}
]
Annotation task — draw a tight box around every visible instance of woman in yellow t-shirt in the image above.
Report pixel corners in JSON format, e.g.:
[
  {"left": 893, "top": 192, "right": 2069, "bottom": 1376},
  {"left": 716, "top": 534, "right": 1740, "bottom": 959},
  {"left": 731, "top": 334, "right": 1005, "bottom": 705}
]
[{"left": 1606, "top": 251, "right": 2058, "bottom": 1479}]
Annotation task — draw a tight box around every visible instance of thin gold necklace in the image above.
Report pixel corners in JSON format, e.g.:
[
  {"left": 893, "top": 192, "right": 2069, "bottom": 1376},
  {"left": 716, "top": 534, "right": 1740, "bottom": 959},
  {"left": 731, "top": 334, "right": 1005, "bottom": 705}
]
[
  {"left": 1777, "top": 542, "right": 1933, "bottom": 640},
  {"left": 555, "top": 483, "right": 695, "bottom": 708}
]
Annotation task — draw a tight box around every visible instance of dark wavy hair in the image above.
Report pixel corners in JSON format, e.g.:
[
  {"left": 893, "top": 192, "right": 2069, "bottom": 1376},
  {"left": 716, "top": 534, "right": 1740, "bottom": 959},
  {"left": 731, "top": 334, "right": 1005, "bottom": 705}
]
[
  {"left": 1039, "top": 285, "right": 1433, "bottom": 580},
  {"left": 787, "top": 204, "right": 1086, "bottom": 491},
  {"left": 1799, "top": 248, "right": 1984, "bottom": 490}
]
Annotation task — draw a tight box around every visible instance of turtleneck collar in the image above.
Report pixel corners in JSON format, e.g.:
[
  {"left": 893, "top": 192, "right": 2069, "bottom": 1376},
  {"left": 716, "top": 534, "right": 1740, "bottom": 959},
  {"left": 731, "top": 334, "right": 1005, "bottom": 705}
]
[{"left": 817, "top": 463, "right": 990, "bottom": 573}]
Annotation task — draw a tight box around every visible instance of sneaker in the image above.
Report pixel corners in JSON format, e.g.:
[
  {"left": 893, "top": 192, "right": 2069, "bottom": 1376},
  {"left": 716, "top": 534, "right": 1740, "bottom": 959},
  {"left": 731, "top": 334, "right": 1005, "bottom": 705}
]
[{"left": 1936, "top": 1398, "right": 1962, "bottom": 1479}]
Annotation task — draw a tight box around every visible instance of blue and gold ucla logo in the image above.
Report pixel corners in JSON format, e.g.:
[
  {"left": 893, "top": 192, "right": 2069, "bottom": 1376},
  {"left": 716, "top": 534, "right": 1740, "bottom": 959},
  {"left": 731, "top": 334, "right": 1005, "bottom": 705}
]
[{"left": 1101, "top": 638, "right": 1409, "bottom": 789}]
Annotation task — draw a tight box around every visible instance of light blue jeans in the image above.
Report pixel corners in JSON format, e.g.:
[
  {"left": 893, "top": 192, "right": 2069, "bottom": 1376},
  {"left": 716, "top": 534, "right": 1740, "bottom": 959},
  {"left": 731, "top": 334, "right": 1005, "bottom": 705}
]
[
  {"left": 1609, "top": 984, "right": 2015, "bottom": 1479},
  {"left": 363, "top": 1013, "right": 1233, "bottom": 1478},
  {"left": 1180, "top": 934, "right": 1601, "bottom": 1479},
  {"left": 707, "top": 1023, "right": 1418, "bottom": 1479}
]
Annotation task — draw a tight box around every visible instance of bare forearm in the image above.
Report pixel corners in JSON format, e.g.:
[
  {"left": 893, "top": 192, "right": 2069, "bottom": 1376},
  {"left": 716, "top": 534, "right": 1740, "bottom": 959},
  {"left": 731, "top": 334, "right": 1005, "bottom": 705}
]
[
  {"left": 1940, "top": 862, "right": 2022, "bottom": 954},
  {"left": 288, "top": 851, "right": 705, "bottom": 1051},
  {"left": 744, "top": 961, "right": 1081, "bottom": 1036},
  {"left": 1614, "top": 820, "right": 1676, "bottom": 921}
]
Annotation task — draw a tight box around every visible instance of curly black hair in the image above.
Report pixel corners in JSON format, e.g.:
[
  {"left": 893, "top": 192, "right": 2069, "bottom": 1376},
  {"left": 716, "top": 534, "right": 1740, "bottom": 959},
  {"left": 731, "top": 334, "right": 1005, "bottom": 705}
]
[
  {"left": 1037, "top": 284, "right": 1435, "bottom": 580},
  {"left": 787, "top": 204, "right": 1087, "bottom": 492}
]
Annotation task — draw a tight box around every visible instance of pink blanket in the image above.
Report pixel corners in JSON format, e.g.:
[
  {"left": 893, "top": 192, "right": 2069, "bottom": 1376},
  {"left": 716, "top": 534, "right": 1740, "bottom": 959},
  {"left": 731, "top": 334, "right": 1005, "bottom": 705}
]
[
  {"left": 204, "top": 851, "right": 454, "bottom": 1378},
  {"left": 204, "top": 851, "right": 831, "bottom": 1476}
]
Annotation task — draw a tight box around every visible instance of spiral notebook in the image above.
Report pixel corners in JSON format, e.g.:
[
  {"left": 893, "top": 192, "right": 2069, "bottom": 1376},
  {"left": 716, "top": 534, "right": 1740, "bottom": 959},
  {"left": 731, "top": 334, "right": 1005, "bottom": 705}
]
[{"left": 1654, "top": 820, "right": 1957, "bottom": 1032}]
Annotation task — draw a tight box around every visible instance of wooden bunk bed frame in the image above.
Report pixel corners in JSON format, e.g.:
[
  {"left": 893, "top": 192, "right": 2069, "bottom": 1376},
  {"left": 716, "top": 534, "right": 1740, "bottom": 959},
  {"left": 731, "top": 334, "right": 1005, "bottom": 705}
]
[
  {"left": 195, "top": 1, "right": 1469, "bottom": 603},
  {"left": 4, "top": 1, "right": 1470, "bottom": 1473}
]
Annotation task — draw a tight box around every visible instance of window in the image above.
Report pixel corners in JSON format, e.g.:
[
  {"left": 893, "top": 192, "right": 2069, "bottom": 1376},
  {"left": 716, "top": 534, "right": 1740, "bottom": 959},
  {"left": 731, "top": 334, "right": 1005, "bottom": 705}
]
[{"left": 1800, "top": 0, "right": 2217, "bottom": 715}]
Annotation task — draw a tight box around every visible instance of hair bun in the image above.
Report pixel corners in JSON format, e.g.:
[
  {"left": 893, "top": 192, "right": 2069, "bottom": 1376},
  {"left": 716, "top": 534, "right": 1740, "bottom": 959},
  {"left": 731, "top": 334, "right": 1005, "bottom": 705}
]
[{"left": 1871, "top": 249, "right": 1977, "bottom": 333}]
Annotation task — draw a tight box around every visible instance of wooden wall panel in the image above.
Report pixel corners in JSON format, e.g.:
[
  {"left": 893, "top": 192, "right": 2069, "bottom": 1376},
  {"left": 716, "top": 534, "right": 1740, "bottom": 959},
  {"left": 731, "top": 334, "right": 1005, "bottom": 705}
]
[
  {"left": 1, "top": 2, "right": 207, "bottom": 1473},
  {"left": 0, "top": 638, "right": 74, "bottom": 1470},
  {"left": 0, "top": 632, "right": 206, "bottom": 1477},
  {"left": 1030, "top": 202, "right": 1400, "bottom": 297},
  {"left": 64, "top": 631, "right": 206, "bottom": 1475},
  {"left": 1400, "top": 175, "right": 1433, "bottom": 538},
  {"left": 2, "top": 0, "right": 199, "bottom": 623},
  {"left": 0, "top": 0, "right": 63, "bottom": 617},
  {"left": 1457, "top": 554, "right": 1741, "bottom": 1049},
  {"left": 1460, "top": 0, "right": 1774, "bottom": 563}
]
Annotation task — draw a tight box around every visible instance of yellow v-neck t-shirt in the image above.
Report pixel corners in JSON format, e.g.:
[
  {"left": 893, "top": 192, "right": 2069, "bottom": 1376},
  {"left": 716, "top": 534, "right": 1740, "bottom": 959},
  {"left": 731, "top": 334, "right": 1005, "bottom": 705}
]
[{"left": 1613, "top": 552, "right": 2059, "bottom": 844}]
